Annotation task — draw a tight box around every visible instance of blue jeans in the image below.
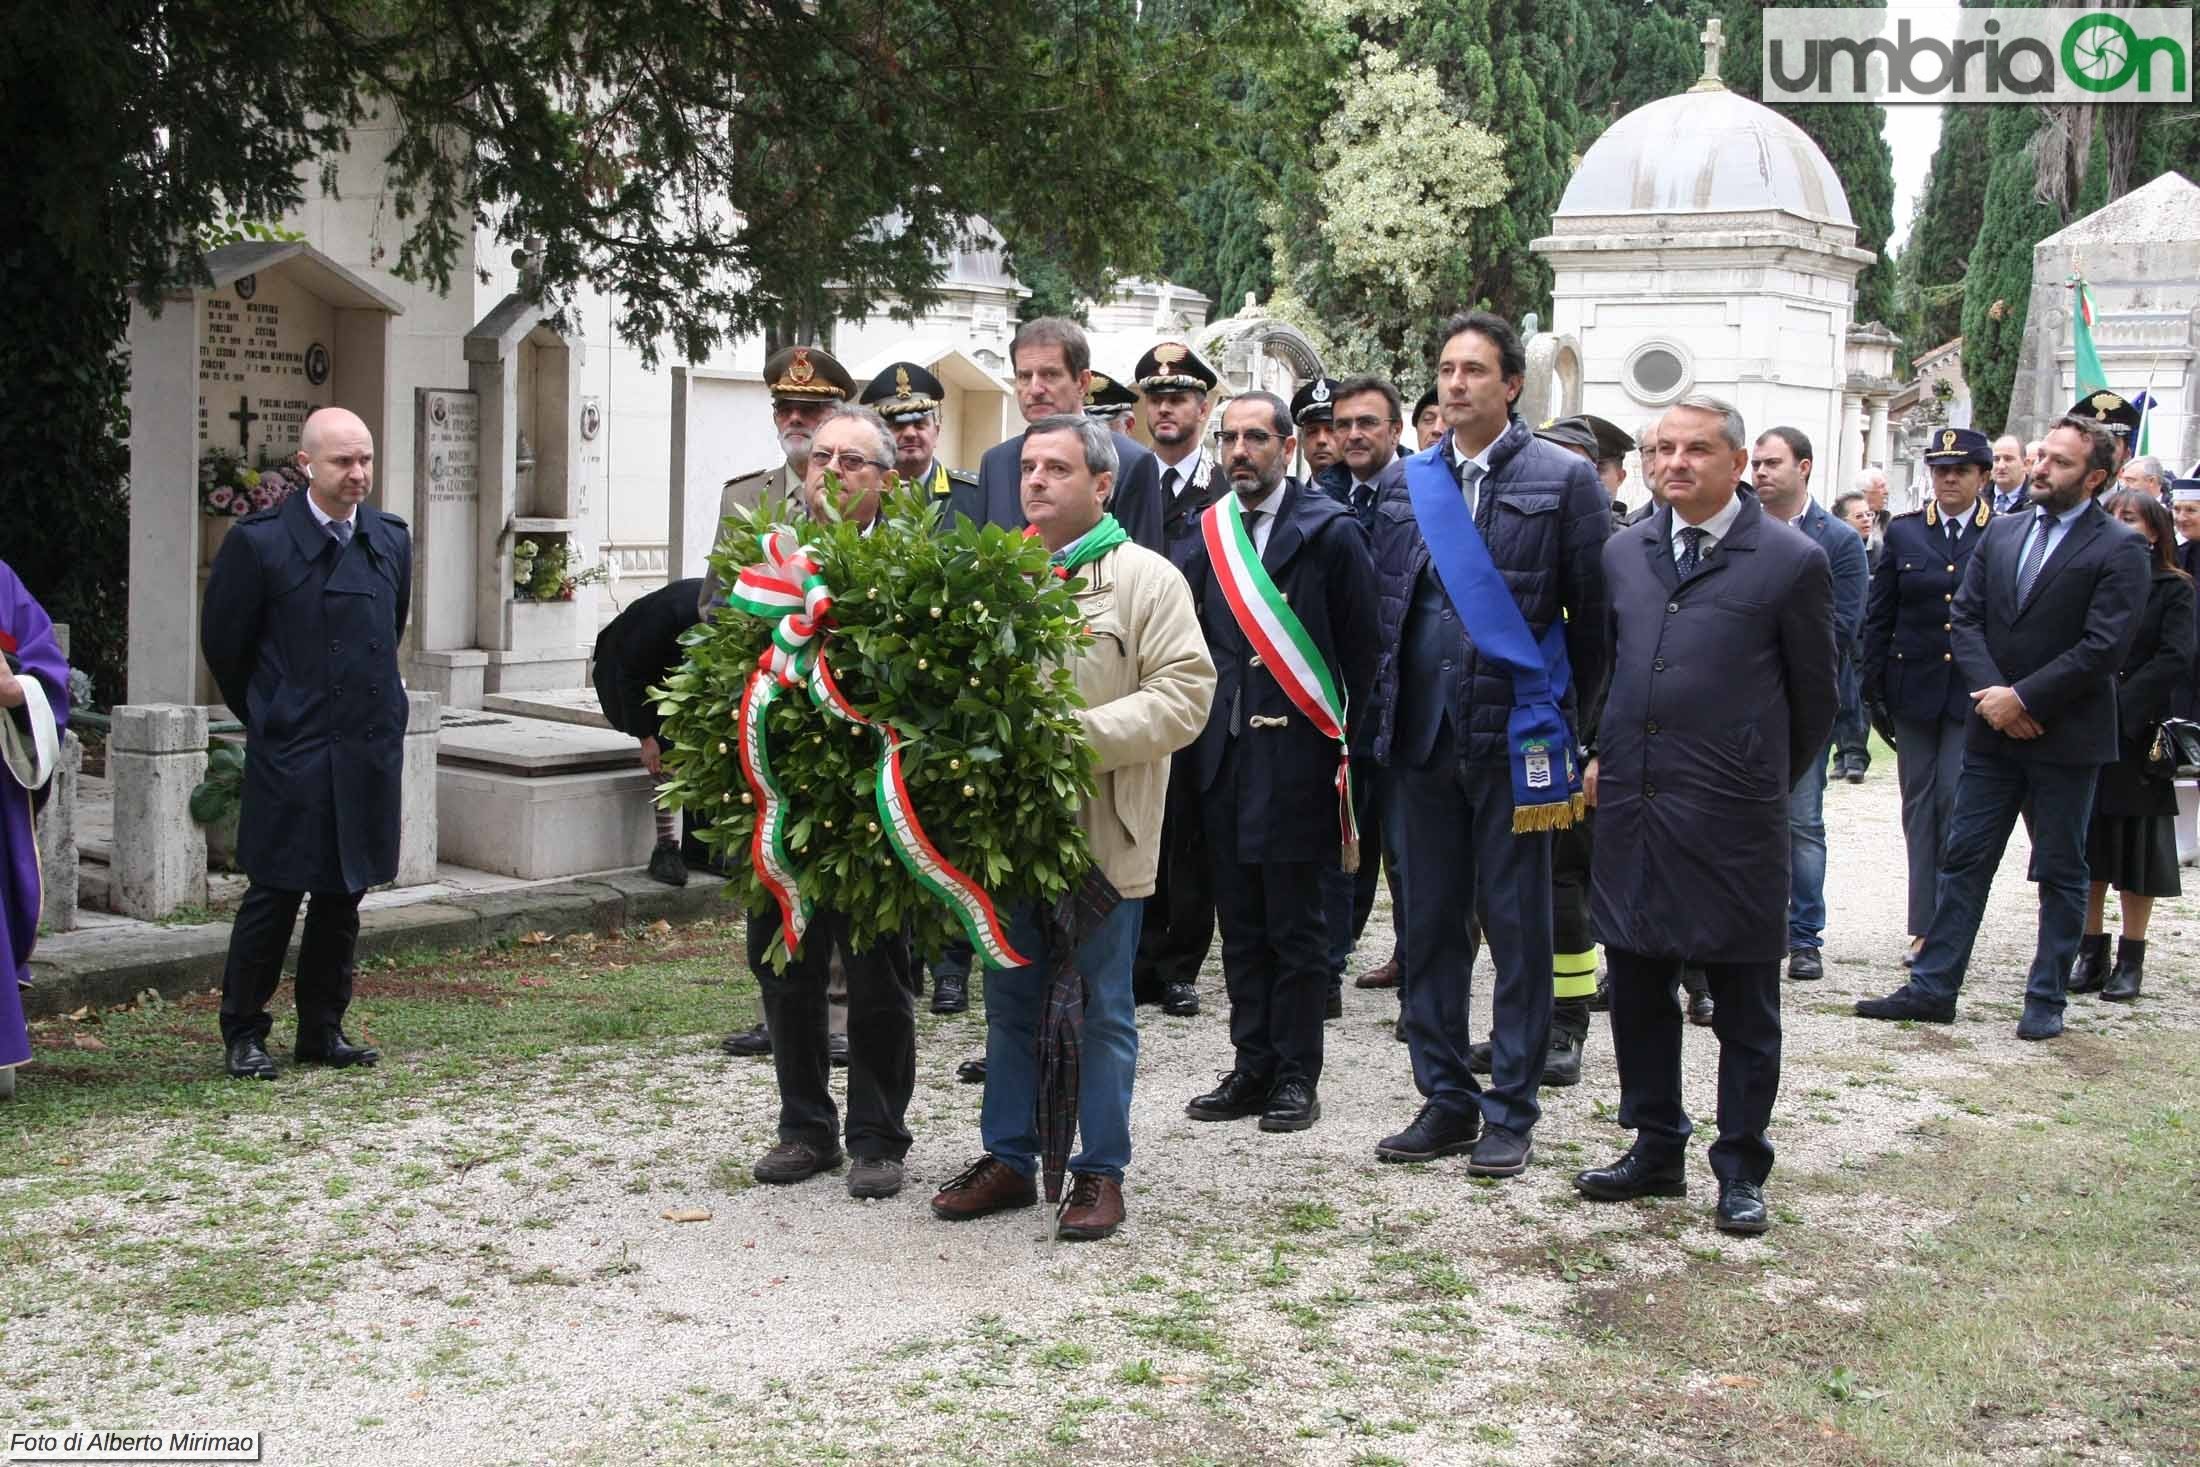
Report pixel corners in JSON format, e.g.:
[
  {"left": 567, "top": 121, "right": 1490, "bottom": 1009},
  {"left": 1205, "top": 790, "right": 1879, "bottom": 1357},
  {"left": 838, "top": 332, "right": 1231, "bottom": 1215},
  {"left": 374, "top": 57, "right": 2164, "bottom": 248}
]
[
  {"left": 1832, "top": 654, "right": 1869, "bottom": 766},
  {"left": 1909, "top": 751, "right": 2097, "bottom": 1012},
  {"left": 980, "top": 899, "right": 1143, "bottom": 1182},
  {"left": 1786, "top": 741, "right": 1831, "bottom": 951}
]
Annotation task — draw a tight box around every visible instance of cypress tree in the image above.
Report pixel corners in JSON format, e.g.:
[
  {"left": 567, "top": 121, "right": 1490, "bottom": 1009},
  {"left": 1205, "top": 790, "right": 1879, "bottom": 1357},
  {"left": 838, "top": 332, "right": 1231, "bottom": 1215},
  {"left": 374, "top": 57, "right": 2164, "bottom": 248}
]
[
  {"left": 1961, "top": 106, "right": 2059, "bottom": 434},
  {"left": 1897, "top": 105, "right": 1991, "bottom": 360}
]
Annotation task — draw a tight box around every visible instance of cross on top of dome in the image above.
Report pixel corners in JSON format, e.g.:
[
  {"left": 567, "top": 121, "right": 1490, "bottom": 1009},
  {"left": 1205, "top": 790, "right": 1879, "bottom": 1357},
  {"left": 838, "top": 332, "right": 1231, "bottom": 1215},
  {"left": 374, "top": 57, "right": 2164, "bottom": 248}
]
[{"left": 1692, "top": 17, "right": 1727, "bottom": 93}]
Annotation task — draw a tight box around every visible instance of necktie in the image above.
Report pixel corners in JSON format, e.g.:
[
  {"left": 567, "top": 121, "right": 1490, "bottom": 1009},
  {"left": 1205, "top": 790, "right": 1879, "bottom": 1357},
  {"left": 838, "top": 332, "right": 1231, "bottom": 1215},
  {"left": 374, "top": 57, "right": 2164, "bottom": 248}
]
[
  {"left": 1946, "top": 519, "right": 1960, "bottom": 552},
  {"left": 1676, "top": 525, "right": 1707, "bottom": 578},
  {"left": 1352, "top": 481, "right": 1376, "bottom": 513},
  {"left": 1457, "top": 458, "right": 1484, "bottom": 517},
  {"left": 1162, "top": 467, "right": 1180, "bottom": 501},
  {"left": 1246, "top": 507, "right": 1268, "bottom": 556},
  {"left": 2016, "top": 511, "right": 2054, "bottom": 604},
  {"left": 328, "top": 518, "right": 354, "bottom": 551}
]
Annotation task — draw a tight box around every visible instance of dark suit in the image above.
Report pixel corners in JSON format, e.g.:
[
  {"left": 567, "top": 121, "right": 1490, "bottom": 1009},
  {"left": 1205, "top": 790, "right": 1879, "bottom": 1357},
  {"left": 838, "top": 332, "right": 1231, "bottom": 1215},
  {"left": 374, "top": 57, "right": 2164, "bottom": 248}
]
[
  {"left": 1184, "top": 481, "right": 1378, "bottom": 1086},
  {"left": 201, "top": 492, "right": 412, "bottom": 1047},
  {"left": 1591, "top": 493, "right": 1836, "bottom": 1186},
  {"left": 976, "top": 428, "right": 1163, "bottom": 555},
  {"left": 1134, "top": 450, "right": 1226, "bottom": 997},
  {"left": 1860, "top": 500, "right": 1993, "bottom": 935},
  {"left": 1907, "top": 499, "right": 2149, "bottom": 1015}
]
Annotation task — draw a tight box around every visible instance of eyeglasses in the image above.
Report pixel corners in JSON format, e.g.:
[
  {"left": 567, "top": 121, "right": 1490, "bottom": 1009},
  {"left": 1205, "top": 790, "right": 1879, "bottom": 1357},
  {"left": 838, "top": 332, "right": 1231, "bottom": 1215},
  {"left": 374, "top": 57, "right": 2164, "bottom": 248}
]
[
  {"left": 1334, "top": 415, "right": 1395, "bottom": 434},
  {"left": 810, "top": 450, "right": 890, "bottom": 474},
  {"left": 1215, "top": 430, "right": 1280, "bottom": 449}
]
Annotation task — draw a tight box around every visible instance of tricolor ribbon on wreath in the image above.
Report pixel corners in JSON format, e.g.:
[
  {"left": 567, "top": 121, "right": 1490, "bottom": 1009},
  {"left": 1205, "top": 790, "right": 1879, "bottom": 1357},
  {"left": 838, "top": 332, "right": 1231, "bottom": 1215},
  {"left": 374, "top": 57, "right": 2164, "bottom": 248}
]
[
  {"left": 723, "top": 528, "right": 1032, "bottom": 969},
  {"left": 1198, "top": 494, "right": 1361, "bottom": 873}
]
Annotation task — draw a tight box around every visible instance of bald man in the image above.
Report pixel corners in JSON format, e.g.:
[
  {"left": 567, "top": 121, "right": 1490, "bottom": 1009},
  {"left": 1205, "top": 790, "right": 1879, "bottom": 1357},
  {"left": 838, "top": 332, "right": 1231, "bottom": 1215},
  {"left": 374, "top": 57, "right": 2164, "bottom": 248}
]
[{"left": 202, "top": 406, "right": 412, "bottom": 1080}]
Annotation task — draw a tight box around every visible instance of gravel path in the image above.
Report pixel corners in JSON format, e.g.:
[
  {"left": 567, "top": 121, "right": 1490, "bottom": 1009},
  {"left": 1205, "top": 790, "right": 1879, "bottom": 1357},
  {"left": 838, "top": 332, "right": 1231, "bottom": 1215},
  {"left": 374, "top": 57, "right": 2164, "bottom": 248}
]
[{"left": 8, "top": 770, "right": 2196, "bottom": 1465}]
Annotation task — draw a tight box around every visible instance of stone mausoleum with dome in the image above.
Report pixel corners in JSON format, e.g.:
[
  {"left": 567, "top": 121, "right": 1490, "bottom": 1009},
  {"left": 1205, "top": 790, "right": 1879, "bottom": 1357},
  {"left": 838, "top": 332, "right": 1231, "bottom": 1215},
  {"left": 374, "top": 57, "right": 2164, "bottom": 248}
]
[{"left": 1531, "top": 21, "right": 1900, "bottom": 506}]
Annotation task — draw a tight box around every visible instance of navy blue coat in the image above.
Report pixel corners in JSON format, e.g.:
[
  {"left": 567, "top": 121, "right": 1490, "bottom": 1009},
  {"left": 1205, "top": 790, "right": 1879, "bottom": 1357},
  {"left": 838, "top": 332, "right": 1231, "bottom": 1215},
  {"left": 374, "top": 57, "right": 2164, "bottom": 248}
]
[
  {"left": 1315, "top": 452, "right": 1407, "bottom": 537},
  {"left": 976, "top": 428, "right": 1163, "bottom": 554},
  {"left": 1790, "top": 497, "right": 1870, "bottom": 651},
  {"left": 1860, "top": 497, "right": 1994, "bottom": 727},
  {"left": 1155, "top": 450, "right": 1224, "bottom": 574},
  {"left": 1951, "top": 501, "right": 2149, "bottom": 765},
  {"left": 1183, "top": 479, "right": 1379, "bottom": 863},
  {"left": 1366, "top": 418, "right": 1610, "bottom": 768},
  {"left": 202, "top": 493, "right": 413, "bottom": 892},
  {"left": 1589, "top": 495, "right": 1838, "bottom": 962}
]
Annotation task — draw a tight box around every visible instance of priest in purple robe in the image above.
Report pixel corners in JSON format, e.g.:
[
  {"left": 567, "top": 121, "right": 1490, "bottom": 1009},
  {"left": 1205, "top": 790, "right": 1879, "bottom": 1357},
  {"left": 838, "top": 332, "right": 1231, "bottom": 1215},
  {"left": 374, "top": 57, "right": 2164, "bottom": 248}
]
[{"left": 0, "top": 558, "right": 70, "bottom": 1091}]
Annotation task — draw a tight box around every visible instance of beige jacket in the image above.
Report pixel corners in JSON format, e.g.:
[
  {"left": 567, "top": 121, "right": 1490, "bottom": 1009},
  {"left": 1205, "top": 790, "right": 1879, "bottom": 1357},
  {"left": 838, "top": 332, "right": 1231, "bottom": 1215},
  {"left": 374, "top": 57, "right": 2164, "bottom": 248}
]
[{"left": 1067, "top": 542, "right": 1215, "bottom": 899}]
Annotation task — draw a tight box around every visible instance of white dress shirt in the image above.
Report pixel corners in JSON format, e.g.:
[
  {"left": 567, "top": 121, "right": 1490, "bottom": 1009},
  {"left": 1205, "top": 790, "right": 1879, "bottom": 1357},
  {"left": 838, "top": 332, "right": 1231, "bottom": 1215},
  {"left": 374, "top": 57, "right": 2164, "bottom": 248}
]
[
  {"left": 1670, "top": 490, "right": 1746, "bottom": 566},
  {"left": 1445, "top": 434, "right": 1496, "bottom": 516}
]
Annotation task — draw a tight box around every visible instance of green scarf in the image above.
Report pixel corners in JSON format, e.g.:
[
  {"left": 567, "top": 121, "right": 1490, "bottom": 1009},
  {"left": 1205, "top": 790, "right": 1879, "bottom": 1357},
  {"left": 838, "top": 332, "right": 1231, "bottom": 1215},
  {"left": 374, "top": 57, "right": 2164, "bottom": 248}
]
[{"left": 1049, "top": 513, "right": 1129, "bottom": 577}]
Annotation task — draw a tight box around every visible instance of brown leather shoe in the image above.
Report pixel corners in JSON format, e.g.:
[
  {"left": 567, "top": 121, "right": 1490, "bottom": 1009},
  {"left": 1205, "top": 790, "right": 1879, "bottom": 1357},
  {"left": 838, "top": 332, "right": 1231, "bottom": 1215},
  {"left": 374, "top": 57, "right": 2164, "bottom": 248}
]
[
  {"left": 1056, "top": 1172, "right": 1125, "bottom": 1241},
  {"left": 929, "top": 1154, "right": 1037, "bottom": 1221},
  {"left": 1354, "top": 954, "right": 1401, "bottom": 990}
]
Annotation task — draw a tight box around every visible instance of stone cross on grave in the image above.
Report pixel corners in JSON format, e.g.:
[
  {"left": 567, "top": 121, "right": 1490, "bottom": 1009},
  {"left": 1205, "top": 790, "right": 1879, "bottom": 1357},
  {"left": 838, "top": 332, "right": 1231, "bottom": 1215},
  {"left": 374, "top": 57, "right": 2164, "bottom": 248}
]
[
  {"left": 227, "top": 394, "right": 260, "bottom": 451},
  {"left": 1693, "top": 17, "right": 1727, "bottom": 91}
]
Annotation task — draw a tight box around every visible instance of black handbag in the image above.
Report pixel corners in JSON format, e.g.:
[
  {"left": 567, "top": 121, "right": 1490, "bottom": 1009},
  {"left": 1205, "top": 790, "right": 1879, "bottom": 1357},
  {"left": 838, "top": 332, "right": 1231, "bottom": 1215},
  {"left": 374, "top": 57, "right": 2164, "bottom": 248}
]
[{"left": 2151, "top": 717, "right": 2200, "bottom": 779}]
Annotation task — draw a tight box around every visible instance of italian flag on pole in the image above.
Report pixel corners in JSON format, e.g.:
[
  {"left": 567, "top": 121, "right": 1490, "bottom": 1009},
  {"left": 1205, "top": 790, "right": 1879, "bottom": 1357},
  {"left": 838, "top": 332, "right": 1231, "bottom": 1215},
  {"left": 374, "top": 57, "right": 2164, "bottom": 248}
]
[{"left": 2070, "top": 275, "right": 2111, "bottom": 400}]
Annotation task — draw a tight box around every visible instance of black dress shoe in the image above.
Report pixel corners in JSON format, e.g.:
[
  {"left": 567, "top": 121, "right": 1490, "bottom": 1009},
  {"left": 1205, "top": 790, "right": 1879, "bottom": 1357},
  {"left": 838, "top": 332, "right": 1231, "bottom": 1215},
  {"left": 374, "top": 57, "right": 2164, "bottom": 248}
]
[
  {"left": 1575, "top": 1147, "right": 1686, "bottom": 1201},
  {"left": 1855, "top": 985, "right": 1956, "bottom": 1023},
  {"left": 721, "top": 1022, "right": 771, "bottom": 1057},
  {"left": 1687, "top": 991, "right": 1716, "bottom": 1027},
  {"left": 1186, "top": 1069, "right": 1271, "bottom": 1122},
  {"left": 956, "top": 1057, "right": 987, "bottom": 1084},
  {"left": 1259, "top": 1079, "right": 1320, "bottom": 1132},
  {"left": 225, "top": 1036, "right": 278, "bottom": 1081},
  {"left": 1467, "top": 1124, "right": 1532, "bottom": 1178},
  {"left": 646, "top": 840, "right": 688, "bottom": 887},
  {"left": 931, "top": 971, "right": 969, "bottom": 1014},
  {"left": 1716, "top": 1179, "right": 1770, "bottom": 1234},
  {"left": 1786, "top": 947, "right": 1824, "bottom": 982},
  {"left": 1467, "top": 1039, "right": 1493, "bottom": 1075},
  {"left": 1376, "top": 1101, "right": 1480, "bottom": 1162},
  {"left": 1161, "top": 981, "right": 1200, "bottom": 1017},
  {"left": 829, "top": 1031, "right": 850, "bottom": 1067},
  {"left": 294, "top": 1030, "right": 379, "bottom": 1068}
]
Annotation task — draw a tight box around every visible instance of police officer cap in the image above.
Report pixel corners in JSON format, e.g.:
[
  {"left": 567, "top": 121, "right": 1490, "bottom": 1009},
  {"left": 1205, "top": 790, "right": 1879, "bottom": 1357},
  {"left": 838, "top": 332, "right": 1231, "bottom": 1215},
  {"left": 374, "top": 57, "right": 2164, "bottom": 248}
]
[
  {"left": 1083, "top": 372, "right": 1139, "bottom": 419},
  {"left": 1290, "top": 376, "right": 1341, "bottom": 426},
  {"left": 1134, "top": 342, "right": 1218, "bottom": 397},
  {"left": 2170, "top": 478, "right": 2200, "bottom": 505},
  {"left": 1537, "top": 414, "right": 1633, "bottom": 462},
  {"left": 859, "top": 361, "right": 944, "bottom": 423},
  {"left": 763, "top": 345, "right": 855, "bottom": 404},
  {"left": 2068, "top": 390, "right": 2142, "bottom": 437},
  {"left": 1921, "top": 426, "right": 1993, "bottom": 467}
]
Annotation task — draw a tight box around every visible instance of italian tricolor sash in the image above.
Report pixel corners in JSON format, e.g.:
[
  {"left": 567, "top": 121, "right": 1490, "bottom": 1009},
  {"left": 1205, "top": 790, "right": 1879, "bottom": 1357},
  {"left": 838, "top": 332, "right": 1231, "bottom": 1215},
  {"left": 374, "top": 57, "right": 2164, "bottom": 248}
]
[{"left": 1200, "top": 493, "right": 1360, "bottom": 871}]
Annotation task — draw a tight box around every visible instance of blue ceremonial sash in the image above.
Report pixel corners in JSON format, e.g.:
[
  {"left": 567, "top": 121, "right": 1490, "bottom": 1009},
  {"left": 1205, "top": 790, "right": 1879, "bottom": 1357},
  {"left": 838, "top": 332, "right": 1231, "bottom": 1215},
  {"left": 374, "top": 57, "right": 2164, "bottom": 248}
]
[{"left": 1402, "top": 440, "right": 1583, "bottom": 832}]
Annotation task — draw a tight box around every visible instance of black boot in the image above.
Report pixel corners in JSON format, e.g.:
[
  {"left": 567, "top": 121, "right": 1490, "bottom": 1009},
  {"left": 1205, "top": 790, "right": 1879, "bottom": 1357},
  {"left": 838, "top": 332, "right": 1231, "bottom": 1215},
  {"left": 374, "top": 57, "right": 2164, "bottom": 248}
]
[
  {"left": 2068, "top": 932, "right": 2110, "bottom": 995},
  {"left": 1545, "top": 998, "right": 1590, "bottom": 1087},
  {"left": 2102, "top": 937, "right": 2146, "bottom": 1002}
]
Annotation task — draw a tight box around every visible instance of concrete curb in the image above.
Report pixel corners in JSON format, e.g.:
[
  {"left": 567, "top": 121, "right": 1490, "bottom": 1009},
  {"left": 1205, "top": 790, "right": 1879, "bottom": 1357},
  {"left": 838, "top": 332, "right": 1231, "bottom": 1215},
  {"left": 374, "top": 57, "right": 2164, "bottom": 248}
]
[{"left": 22, "top": 873, "right": 741, "bottom": 1019}]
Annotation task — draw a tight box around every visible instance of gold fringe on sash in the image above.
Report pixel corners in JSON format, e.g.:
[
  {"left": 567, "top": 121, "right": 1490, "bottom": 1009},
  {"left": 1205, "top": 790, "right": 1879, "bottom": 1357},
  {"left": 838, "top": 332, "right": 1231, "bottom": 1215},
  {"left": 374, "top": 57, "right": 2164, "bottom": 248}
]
[{"left": 1511, "top": 791, "right": 1587, "bottom": 835}]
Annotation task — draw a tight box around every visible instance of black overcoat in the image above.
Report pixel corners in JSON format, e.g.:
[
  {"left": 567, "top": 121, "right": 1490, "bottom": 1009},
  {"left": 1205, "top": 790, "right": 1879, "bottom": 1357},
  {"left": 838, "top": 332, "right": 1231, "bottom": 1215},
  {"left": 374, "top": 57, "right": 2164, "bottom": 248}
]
[
  {"left": 202, "top": 492, "right": 412, "bottom": 893},
  {"left": 2096, "top": 566, "right": 2197, "bottom": 818},
  {"left": 1589, "top": 494, "right": 1838, "bottom": 963},
  {"left": 1183, "top": 479, "right": 1379, "bottom": 864}
]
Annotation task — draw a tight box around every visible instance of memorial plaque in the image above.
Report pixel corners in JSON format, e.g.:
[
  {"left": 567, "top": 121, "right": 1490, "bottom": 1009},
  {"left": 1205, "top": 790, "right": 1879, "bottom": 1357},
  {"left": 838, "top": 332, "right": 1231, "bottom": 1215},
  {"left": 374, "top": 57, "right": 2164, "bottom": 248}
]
[
  {"left": 195, "top": 271, "right": 337, "bottom": 460},
  {"left": 414, "top": 387, "right": 482, "bottom": 655}
]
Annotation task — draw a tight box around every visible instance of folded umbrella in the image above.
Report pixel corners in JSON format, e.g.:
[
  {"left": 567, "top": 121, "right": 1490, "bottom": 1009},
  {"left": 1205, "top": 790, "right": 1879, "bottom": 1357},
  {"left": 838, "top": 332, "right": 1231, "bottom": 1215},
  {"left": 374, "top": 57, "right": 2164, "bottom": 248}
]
[{"left": 1035, "top": 866, "right": 1122, "bottom": 1237}]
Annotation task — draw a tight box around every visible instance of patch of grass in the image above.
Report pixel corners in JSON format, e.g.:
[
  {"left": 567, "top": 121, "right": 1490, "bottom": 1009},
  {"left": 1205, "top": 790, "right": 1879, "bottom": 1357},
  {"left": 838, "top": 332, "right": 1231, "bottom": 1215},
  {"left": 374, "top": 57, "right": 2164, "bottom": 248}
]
[
  {"left": 1281, "top": 1199, "right": 1339, "bottom": 1232},
  {"left": 1560, "top": 1032, "right": 2200, "bottom": 1464},
  {"left": 1115, "top": 1359, "right": 1160, "bottom": 1387}
]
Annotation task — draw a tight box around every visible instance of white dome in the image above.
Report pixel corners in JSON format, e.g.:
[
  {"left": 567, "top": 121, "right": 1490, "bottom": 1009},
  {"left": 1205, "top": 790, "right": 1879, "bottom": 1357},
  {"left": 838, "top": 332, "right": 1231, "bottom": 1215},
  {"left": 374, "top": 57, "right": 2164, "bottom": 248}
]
[{"left": 1556, "top": 87, "right": 1852, "bottom": 227}]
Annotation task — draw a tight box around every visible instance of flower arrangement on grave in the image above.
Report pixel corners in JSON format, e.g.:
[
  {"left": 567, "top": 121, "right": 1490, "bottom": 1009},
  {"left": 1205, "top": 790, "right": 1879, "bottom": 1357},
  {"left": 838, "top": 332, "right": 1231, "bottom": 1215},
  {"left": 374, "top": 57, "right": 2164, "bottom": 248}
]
[
  {"left": 511, "top": 535, "right": 611, "bottom": 602},
  {"left": 652, "top": 483, "right": 1098, "bottom": 969},
  {"left": 198, "top": 448, "right": 308, "bottom": 518}
]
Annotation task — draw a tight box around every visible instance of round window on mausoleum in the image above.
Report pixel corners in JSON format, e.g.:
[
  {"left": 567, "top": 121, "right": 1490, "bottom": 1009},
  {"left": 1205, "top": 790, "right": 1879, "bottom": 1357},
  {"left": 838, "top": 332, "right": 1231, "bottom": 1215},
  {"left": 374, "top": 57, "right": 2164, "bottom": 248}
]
[{"left": 1624, "top": 342, "right": 1692, "bottom": 405}]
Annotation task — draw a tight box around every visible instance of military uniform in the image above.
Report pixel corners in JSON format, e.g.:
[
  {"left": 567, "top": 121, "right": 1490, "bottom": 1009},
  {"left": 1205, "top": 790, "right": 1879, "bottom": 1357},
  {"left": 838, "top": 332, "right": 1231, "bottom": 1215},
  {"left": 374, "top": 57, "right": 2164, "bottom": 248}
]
[
  {"left": 1861, "top": 427, "right": 1995, "bottom": 940},
  {"left": 1130, "top": 342, "right": 1224, "bottom": 1015},
  {"left": 1083, "top": 372, "right": 1141, "bottom": 437},
  {"left": 699, "top": 345, "right": 855, "bottom": 616},
  {"left": 861, "top": 360, "right": 982, "bottom": 533}
]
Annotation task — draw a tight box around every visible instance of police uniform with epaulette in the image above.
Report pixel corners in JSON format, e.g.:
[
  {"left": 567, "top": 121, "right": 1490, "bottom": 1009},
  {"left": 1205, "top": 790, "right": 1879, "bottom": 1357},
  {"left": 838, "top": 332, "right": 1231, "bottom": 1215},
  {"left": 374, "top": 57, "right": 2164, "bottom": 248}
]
[{"left": 1860, "top": 426, "right": 1995, "bottom": 945}]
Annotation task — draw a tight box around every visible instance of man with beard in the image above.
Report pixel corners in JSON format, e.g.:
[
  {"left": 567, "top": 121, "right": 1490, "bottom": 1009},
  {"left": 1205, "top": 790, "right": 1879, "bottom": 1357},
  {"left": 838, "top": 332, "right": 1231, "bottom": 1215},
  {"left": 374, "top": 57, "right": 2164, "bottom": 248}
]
[
  {"left": 1130, "top": 341, "right": 1224, "bottom": 1017},
  {"left": 1181, "top": 392, "right": 1377, "bottom": 1133},
  {"left": 697, "top": 345, "right": 854, "bottom": 616},
  {"left": 1857, "top": 417, "right": 2149, "bottom": 1039},
  {"left": 975, "top": 317, "right": 1162, "bottom": 554}
]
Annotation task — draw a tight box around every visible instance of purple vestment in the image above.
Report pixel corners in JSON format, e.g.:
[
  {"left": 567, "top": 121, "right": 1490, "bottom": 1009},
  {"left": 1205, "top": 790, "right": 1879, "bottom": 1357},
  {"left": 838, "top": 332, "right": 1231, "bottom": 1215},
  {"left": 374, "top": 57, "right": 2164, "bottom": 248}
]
[{"left": 1, "top": 558, "right": 69, "bottom": 1067}]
